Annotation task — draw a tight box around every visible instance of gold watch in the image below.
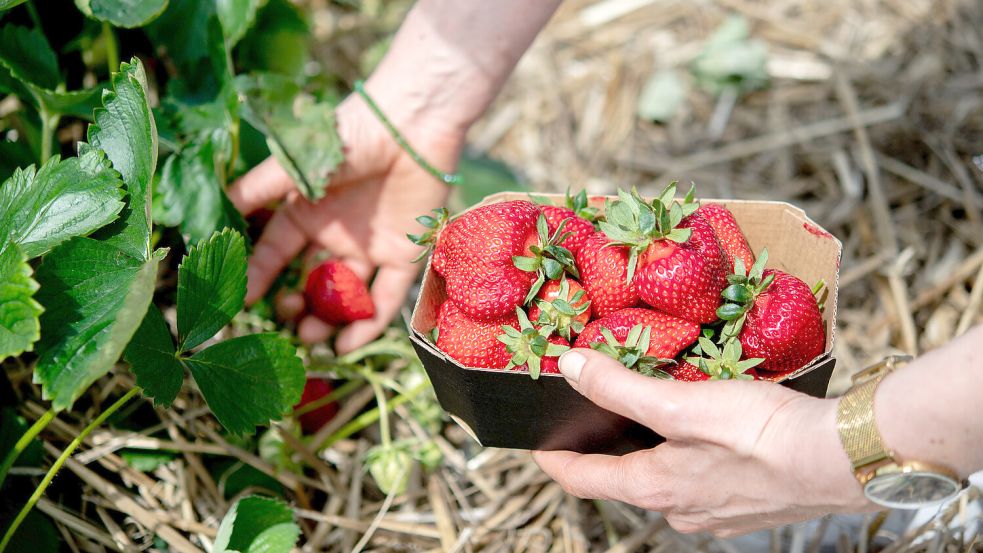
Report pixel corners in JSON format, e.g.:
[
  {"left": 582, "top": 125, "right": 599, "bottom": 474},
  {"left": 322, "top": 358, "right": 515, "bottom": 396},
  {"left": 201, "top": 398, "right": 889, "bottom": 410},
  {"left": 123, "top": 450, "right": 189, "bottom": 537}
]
[{"left": 836, "top": 355, "right": 966, "bottom": 509}]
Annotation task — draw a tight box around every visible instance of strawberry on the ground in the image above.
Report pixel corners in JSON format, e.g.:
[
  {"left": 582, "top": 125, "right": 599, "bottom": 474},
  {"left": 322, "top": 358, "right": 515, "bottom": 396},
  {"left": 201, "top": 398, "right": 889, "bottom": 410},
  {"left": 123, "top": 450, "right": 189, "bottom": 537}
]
[
  {"left": 411, "top": 201, "right": 577, "bottom": 321},
  {"left": 294, "top": 378, "right": 339, "bottom": 434},
  {"left": 435, "top": 301, "right": 518, "bottom": 369},
  {"left": 498, "top": 309, "right": 570, "bottom": 378},
  {"left": 574, "top": 307, "right": 699, "bottom": 359},
  {"left": 599, "top": 185, "right": 727, "bottom": 323},
  {"left": 716, "top": 250, "right": 825, "bottom": 374},
  {"left": 696, "top": 203, "right": 754, "bottom": 272},
  {"left": 527, "top": 278, "right": 592, "bottom": 341},
  {"left": 586, "top": 324, "right": 675, "bottom": 378},
  {"left": 576, "top": 232, "right": 639, "bottom": 317},
  {"left": 304, "top": 259, "right": 375, "bottom": 325}
]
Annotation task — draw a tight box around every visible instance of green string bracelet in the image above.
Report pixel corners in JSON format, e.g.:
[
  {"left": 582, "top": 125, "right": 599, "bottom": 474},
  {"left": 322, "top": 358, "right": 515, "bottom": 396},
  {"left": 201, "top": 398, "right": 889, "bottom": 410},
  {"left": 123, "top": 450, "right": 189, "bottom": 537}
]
[{"left": 354, "top": 80, "right": 463, "bottom": 186}]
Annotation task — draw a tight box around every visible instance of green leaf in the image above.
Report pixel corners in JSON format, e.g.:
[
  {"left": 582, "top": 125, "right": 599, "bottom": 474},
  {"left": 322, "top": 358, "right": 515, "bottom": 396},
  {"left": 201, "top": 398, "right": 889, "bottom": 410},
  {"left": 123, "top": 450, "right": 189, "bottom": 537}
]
[
  {"left": 0, "top": 0, "right": 28, "bottom": 10},
  {"left": 748, "top": 248, "right": 768, "bottom": 280},
  {"left": 80, "top": 0, "right": 169, "bottom": 28},
  {"left": 30, "top": 85, "right": 105, "bottom": 119},
  {"left": 185, "top": 334, "right": 305, "bottom": 434},
  {"left": 214, "top": 496, "right": 300, "bottom": 553},
  {"left": 216, "top": 0, "right": 262, "bottom": 47},
  {"left": 34, "top": 239, "right": 162, "bottom": 411},
  {"left": 637, "top": 70, "right": 686, "bottom": 123},
  {"left": 721, "top": 283, "right": 750, "bottom": 303},
  {"left": 177, "top": 229, "right": 247, "bottom": 351},
  {"left": 0, "top": 25, "right": 59, "bottom": 90},
  {"left": 121, "top": 449, "right": 177, "bottom": 471},
  {"left": 157, "top": 132, "right": 247, "bottom": 244},
  {"left": 124, "top": 305, "right": 184, "bottom": 408},
  {"left": 0, "top": 407, "right": 43, "bottom": 468},
  {"left": 691, "top": 15, "right": 769, "bottom": 96},
  {"left": 235, "top": 0, "right": 309, "bottom": 78},
  {"left": 239, "top": 82, "right": 342, "bottom": 201},
  {"left": 0, "top": 150, "right": 124, "bottom": 258},
  {"left": 0, "top": 140, "right": 34, "bottom": 183},
  {"left": 0, "top": 244, "right": 42, "bottom": 362},
  {"left": 88, "top": 58, "right": 158, "bottom": 261},
  {"left": 512, "top": 255, "right": 540, "bottom": 272},
  {"left": 716, "top": 302, "right": 745, "bottom": 321}
]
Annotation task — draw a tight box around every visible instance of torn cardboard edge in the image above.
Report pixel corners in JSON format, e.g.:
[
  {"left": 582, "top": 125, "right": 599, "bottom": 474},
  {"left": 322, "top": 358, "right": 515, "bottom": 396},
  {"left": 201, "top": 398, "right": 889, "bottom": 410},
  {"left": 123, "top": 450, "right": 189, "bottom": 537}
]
[{"left": 409, "top": 193, "right": 842, "bottom": 454}]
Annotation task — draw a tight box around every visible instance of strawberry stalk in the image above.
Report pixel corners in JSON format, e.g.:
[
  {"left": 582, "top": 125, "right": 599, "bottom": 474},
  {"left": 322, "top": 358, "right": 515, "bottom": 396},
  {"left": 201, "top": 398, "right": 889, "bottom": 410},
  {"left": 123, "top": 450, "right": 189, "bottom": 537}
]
[
  {"left": 513, "top": 214, "right": 579, "bottom": 303},
  {"left": 589, "top": 324, "right": 674, "bottom": 378},
  {"left": 498, "top": 308, "right": 569, "bottom": 380},
  {"left": 597, "top": 183, "right": 699, "bottom": 282},
  {"left": 532, "top": 278, "right": 590, "bottom": 341},
  {"left": 716, "top": 248, "right": 772, "bottom": 343},
  {"left": 812, "top": 279, "right": 828, "bottom": 313},
  {"left": 407, "top": 208, "right": 450, "bottom": 262},
  {"left": 685, "top": 337, "right": 763, "bottom": 380}
]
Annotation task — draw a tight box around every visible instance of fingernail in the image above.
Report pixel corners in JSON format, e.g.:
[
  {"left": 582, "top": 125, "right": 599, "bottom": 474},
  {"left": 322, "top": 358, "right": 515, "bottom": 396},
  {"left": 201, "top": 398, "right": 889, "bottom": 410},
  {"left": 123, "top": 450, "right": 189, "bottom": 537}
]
[{"left": 558, "top": 351, "right": 586, "bottom": 383}]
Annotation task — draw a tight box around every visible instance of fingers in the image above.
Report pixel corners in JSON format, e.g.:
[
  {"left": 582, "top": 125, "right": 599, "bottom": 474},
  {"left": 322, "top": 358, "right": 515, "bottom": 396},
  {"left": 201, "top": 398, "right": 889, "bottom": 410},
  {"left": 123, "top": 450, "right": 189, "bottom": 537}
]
[
  {"left": 531, "top": 449, "right": 667, "bottom": 509},
  {"left": 298, "top": 316, "right": 334, "bottom": 344},
  {"left": 228, "top": 157, "right": 297, "bottom": 216},
  {"left": 246, "top": 209, "right": 307, "bottom": 304},
  {"left": 275, "top": 291, "right": 305, "bottom": 321},
  {"left": 334, "top": 265, "right": 418, "bottom": 354}
]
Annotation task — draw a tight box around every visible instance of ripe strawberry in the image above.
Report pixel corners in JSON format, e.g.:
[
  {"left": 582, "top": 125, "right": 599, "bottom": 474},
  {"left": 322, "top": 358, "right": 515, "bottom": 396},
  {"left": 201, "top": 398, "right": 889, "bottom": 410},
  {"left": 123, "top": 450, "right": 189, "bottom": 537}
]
[
  {"left": 584, "top": 324, "right": 675, "bottom": 377},
  {"left": 575, "top": 232, "right": 639, "bottom": 317},
  {"left": 304, "top": 260, "right": 375, "bottom": 325},
  {"left": 527, "top": 278, "right": 591, "bottom": 341},
  {"left": 294, "top": 378, "right": 339, "bottom": 434},
  {"left": 574, "top": 307, "right": 699, "bottom": 359},
  {"left": 696, "top": 204, "right": 754, "bottom": 272},
  {"left": 541, "top": 205, "right": 595, "bottom": 256},
  {"left": 498, "top": 309, "right": 570, "bottom": 378},
  {"left": 599, "top": 185, "right": 727, "bottom": 323},
  {"left": 666, "top": 361, "right": 711, "bottom": 382},
  {"left": 716, "top": 250, "right": 825, "bottom": 374},
  {"left": 411, "top": 201, "right": 577, "bottom": 321},
  {"left": 435, "top": 301, "right": 517, "bottom": 368}
]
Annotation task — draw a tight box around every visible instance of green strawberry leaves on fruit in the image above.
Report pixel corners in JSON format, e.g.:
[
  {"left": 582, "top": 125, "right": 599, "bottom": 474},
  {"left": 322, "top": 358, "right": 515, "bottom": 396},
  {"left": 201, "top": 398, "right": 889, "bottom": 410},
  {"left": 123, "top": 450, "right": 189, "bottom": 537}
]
[
  {"left": 0, "top": 244, "right": 42, "bottom": 362},
  {"left": 529, "top": 189, "right": 600, "bottom": 223},
  {"left": 717, "top": 248, "right": 772, "bottom": 342},
  {"left": 512, "top": 214, "right": 580, "bottom": 304},
  {"left": 532, "top": 278, "right": 590, "bottom": 342},
  {"left": 598, "top": 183, "right": 698, "bottom": 282},
  {"left": 589, "top": 324, "right": 674, "bottom": 378},
  {"left": 498, "top": 308, "right": 569, "bottom": 380},
  {"left": 407, "top": 208, "right": 450, "bottom": 262},
  {"left": 214, "top": 496, "right": 300, "bottom": 553},
  {"left": 685, "top": 337, "right": 762, "bottom": 380}
]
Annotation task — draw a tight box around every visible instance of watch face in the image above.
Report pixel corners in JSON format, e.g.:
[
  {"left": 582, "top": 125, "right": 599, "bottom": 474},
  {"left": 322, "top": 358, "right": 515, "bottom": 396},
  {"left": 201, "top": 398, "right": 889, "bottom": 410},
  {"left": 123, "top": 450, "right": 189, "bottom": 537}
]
[{"left": 864, "top": 471, "right": 961, "bottom": 509}]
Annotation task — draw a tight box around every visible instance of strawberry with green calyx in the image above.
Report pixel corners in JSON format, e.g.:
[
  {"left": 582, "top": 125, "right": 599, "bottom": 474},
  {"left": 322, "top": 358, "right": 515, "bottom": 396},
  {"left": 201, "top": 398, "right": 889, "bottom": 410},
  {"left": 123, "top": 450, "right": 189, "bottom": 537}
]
[
  {"left": 512, "top": 214, "right": 580, "bottom": 305},
  {"left": 497, "top": 309, "right": 570, "bottom": 379},
  {"left": 666, "top": 361, "right": 711, "bottom": 382},
  {"left": 812, "top": 279, "right": 828, "bottom": 313},
  {"left": 527, "top": 278, "right": 592, "bottom": 341},
  {"left": 576, "top": 231, "right": 640, "bottom": 317},
  {"left": 683, "top": 337, "right": 763, "bottom": 381},
  {"left": 598, "top": 183, "right": 728, "bottom": 323},
  {"left": 435, "top": 301, "right": 517, "bottom": 369},
  {"left": 696, "top": 203, "right": 754, "bottom": 272},
  {"left": 588, "top": 325, "right": 675, "bottom": 378},
  {"left": 407, "top": 207, "right": 450, "bottom": 263},
  {"left": 716, "top": 249, "right": 826, "bottom": 373},
  {"left": 575, "top": 307, "right": 700, "bottom": 359},
  {"left": 533, "top": 189, "right": 599, "bottom": 256}
]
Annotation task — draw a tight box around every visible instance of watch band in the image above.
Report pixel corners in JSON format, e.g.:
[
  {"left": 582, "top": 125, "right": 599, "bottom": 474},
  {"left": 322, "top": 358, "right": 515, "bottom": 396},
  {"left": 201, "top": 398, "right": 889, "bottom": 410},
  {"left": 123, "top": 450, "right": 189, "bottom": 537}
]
[{"left": 836, "top": 374, "right": 893, "bottom": 473}]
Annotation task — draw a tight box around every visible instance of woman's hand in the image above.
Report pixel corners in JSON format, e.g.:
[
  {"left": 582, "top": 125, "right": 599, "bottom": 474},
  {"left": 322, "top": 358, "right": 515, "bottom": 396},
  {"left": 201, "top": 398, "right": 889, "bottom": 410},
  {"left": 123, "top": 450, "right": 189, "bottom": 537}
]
[
  {"left": 532, "top": 349, "right": 874, "bottom": 537},
  {"left": 228, "top": 85, "right": 463, "bottom": 354}
]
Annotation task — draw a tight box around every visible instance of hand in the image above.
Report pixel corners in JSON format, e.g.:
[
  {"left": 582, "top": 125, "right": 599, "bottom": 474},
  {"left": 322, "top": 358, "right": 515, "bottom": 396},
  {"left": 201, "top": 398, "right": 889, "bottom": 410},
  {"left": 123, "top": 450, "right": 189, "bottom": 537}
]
[
  {"left": 532, "top": 349, "right": 875, "bottom": 537},
  {"left": 229, "top": 86, "right": 463, "bottom": 354}
]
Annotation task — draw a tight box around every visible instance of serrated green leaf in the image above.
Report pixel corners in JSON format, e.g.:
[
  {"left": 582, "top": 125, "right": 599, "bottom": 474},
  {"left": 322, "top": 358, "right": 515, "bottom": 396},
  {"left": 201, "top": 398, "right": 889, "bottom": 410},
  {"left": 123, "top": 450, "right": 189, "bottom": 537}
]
[
  {"left": 157, "top": 131, "right": 247, "bottom": 244},
  {"left": 82, "top": 0, "right": 169, "bottom": 28},
  {"left": 214, "top": 496, "right": 300, "bottom": 553},
  {"left": 0, "top": 25, "right": 59, "bottom": 90},
  {"left": 89, "top": 59, "right": 158, "bottom": 261},
  {"left": 29, "top": 85, "right": 104, "bottom": 119},
  {"left": 177, "top": 229, "right": 247, "bottom": 351},
  {"left": 34, "top": 239, "right": 162, "bottom": 411},
  {"left": 0, "top": 244, "right": 41, "bottom": 362},
  {"left": 124, "top": 305, "right": 184, "bottom": 408},
  {"left": 216, "top": 0, "right": 263, "bottom": 47},
  {"left": 185, "top": 334, "right": 305, "bottom": 434},
  {"left": 0, "top": 150, "right": 124, "bottom": 258}
]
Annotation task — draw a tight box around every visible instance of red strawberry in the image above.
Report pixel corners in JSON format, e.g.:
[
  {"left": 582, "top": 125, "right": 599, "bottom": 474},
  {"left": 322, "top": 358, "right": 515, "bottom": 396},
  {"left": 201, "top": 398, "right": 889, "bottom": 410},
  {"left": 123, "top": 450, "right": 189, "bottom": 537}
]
[
  {"left": 666, "top": 361, "right": 711, "bottom": 382},
  {"left": 696, "top": 204, "right": 754, "bottom": 272},
  {"left": 498, "top": 308, "right": 570, "bottom": 378},
  {"left": 576, "top": 232, "right": 639, "bottom": 317},
  {"left": 682, "top": 337, "right": 763, "bottom": 380},
  {"left": 599, "top": 185, "right": 727, "bottom": 324},
  {"left": 574, "top": 307, "right": 699, "bottom": 359},
  {"left": 304, "top": 260, "right": 375, "bottom": 325},
  {"left": 413, "top": 201, "right": 576, "bottom": 321},
  {"left": 527, "top": 278, "right": 591, "bottom": 340},
  {"left": 583, "top": 323, "right": 675, "bottom": 377},
  {"left": 716, "top": 250, "right": 825, "bottom": 374},
  {"left": 294, "top": 378, "right": 339, "bottom": 434},
  {"left": 435, "top": 301, "right": 517, "bottom": 368}
]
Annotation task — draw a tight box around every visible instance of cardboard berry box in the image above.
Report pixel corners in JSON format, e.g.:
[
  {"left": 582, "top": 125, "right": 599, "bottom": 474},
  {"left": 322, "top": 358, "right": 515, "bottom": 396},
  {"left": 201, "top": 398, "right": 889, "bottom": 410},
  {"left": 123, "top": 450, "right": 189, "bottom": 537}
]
[{"left": 409, "top": 192, "right": 841, "bottom": 454}]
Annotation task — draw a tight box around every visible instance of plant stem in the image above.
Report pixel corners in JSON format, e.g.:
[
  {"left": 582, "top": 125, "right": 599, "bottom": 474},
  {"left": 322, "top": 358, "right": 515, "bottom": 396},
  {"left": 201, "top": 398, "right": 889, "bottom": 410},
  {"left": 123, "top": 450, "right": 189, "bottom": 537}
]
[
  {"left": 293, "top": 378, "right": 363, "bottom": 417},
  {"left": 318, "top": 381, "right": 427, "bottom": 450},
  {"left": 39, "top": 106, "right": 57, "bottom": 164},
  {"left": 0, "top": 388, "right": 140, "bottom": 553},
  {"left": 0, "top": 409, "right": 55, "bottom": 488},
  {"left": 102, "top": 22, "right": 119, "bottom": 74},
  {"left": 368, "top": 377, "right": 391, "bottom": 449}
]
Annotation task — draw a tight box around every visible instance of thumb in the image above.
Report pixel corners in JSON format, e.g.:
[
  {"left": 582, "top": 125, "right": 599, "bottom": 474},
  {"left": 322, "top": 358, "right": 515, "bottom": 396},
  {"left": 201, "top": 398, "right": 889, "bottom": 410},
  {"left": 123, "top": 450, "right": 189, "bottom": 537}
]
[{"left": 557, "top": 348, "right": 696, "bottom": 438}]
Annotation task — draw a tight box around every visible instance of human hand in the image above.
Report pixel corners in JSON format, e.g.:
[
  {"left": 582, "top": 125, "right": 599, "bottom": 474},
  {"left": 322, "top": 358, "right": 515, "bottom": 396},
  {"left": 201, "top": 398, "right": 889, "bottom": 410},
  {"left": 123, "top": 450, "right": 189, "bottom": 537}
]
[
  {"left": 228, "top": 83, "right": 463, "bottom": 354},
  {"left": 532, "top": 349, "right": 875, "bottom": 537}
]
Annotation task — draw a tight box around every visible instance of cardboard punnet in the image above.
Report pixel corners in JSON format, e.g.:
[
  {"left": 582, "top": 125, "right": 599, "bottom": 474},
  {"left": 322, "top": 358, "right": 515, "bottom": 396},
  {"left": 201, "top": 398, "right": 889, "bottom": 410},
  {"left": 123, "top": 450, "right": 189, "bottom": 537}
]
[{"left": 409, "top": 193, "right": 842, "bottom": 455}]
